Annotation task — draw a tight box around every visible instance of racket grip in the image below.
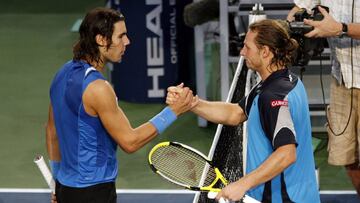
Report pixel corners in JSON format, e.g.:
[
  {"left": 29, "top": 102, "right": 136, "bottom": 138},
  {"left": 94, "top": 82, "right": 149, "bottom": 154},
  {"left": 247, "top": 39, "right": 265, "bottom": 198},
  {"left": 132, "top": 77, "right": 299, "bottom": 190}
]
[
  {"left": 208, "top": 192, "right": 259, "bottom": 203},
  {"left": 219, "top": 197, "right": 229, "bottom": 203},
  {"left": 207, "top": 192, "right": 230, "bottom": 203},
  {"left": 219, "top": 196, "right": 259, "bottom": 203},
  {"left": 34, "top": 155, "right": 56, "bottom": 194},
  {"left": 243, "top": 195, "right": 260, "bottom": 203}
]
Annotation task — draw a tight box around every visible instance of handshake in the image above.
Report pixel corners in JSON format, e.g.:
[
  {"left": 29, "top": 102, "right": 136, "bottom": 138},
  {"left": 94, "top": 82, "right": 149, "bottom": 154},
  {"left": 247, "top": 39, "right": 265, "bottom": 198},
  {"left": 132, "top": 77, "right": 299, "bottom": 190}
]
[{"left": 165, "top": 83, "right": 199, "bottom": 116}]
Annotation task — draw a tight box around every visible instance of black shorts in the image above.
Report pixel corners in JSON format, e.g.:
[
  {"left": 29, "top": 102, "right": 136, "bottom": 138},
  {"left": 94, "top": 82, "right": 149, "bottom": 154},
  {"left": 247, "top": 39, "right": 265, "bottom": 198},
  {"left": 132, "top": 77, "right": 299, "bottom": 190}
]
[{"left": 55, "top": 180, "right": 117, "bottom": 203}]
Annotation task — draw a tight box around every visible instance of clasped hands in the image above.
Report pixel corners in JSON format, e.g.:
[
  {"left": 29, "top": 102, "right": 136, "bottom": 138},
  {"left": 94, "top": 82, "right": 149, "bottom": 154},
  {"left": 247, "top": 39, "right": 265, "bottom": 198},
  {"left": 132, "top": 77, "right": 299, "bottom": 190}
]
[{"left": 166, "top": 83, "right": 199, "bottom": 115}]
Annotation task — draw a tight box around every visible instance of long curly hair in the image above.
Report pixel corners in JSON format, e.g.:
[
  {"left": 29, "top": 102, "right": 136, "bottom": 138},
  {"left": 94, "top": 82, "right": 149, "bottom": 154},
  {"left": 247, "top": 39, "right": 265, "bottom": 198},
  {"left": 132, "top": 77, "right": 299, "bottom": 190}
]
[
  {"left": 249, "top": 19, "right": 298, "bottom": 70},
  {"left": 73, "top": 7, "right": 125, "bottom": 64}
]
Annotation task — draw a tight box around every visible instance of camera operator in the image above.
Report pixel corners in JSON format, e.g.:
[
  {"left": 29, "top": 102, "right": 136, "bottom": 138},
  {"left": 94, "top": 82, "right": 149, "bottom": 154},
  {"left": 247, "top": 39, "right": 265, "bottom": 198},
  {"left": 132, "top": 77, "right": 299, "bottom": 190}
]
[{"left": 288, "top": 0, "right": 360, "bottom": 196}]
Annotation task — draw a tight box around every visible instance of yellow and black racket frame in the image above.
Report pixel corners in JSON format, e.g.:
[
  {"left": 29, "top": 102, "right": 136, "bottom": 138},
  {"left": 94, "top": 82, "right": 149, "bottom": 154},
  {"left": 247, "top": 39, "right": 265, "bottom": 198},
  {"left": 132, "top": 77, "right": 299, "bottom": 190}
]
[{"left": 148, "top": 141, "right": 228, "bottom": 192}]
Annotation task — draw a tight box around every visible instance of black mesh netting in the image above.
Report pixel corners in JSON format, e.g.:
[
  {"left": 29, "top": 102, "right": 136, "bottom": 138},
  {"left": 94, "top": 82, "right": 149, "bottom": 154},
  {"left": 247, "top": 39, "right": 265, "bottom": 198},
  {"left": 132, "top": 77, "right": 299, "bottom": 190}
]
[{"left": 197, "top": 64, "right": 248, "bottom": 203}]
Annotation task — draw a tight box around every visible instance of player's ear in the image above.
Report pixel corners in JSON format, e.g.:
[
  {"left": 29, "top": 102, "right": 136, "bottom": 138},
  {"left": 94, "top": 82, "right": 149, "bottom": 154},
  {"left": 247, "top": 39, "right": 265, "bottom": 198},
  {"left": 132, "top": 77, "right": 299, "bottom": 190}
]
[
  {"left": 96, "top": 34, "right": 107, "bottom": 47},
  {"left": 261, "top": 45, "right": 271, "bottom": 58}
]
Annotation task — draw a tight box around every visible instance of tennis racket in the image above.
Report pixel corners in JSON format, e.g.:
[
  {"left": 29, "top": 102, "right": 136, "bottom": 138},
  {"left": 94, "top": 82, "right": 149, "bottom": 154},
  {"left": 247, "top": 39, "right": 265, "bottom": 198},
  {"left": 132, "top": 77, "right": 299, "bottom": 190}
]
[{"left": 148, "top": 141, "right": 260, "bottom": 203}]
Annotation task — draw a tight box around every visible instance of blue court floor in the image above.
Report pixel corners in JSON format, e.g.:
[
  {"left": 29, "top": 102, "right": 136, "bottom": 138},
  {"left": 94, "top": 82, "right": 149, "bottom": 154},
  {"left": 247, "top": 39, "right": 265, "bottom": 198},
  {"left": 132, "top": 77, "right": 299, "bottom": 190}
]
[{"left": 0, "top": 189, "right": 359, "bottom": 203}]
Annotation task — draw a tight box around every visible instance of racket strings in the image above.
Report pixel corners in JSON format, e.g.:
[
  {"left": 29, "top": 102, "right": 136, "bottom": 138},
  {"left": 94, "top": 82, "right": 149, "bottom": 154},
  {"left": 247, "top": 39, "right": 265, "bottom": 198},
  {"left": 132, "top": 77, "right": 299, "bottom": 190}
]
[
  {"left": 151, "top": 145, "right": 217, "bottom": 187},
  {"left": 152, "top": 146, "right": 205, "bottom": 184},
  {"left": 203, "top": 167, "right": 218, "bottom": 187}
]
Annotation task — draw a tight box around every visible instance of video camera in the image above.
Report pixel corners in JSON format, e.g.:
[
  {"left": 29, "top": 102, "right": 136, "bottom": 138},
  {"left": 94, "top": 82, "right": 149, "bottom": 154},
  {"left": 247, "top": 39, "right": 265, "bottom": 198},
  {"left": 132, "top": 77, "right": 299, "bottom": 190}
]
[{"left": 289, "top": 6, "right": 329, "bottom": 67}]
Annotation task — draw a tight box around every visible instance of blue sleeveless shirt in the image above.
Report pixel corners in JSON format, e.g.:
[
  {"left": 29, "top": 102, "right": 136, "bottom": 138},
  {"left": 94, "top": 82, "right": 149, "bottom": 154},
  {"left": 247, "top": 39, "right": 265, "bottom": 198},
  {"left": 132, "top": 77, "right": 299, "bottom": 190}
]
[{"left": 50, "top": 60, "right": 118, "bottom": 187}]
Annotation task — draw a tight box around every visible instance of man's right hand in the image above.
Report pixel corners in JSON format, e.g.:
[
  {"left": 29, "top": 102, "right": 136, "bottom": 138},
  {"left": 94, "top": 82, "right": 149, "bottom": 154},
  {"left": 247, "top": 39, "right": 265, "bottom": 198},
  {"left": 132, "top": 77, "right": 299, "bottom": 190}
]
[
  {"left": 167, "top": 84, "right": 199, "bottom": 112},
  {"left": 166, "top": 83, "right": 184, "bottom": 105}
]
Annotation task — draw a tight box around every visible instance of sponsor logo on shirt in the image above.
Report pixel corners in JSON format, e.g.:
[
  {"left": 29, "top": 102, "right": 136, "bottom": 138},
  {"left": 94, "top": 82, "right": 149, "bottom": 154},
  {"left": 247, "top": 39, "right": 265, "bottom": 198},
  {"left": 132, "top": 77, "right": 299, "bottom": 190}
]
[
  {"left": 289, "top": 74, "right": 293, "bottom": 82},
  {"left": 271, "top": 100, "right": 288, "bottom": 107}
]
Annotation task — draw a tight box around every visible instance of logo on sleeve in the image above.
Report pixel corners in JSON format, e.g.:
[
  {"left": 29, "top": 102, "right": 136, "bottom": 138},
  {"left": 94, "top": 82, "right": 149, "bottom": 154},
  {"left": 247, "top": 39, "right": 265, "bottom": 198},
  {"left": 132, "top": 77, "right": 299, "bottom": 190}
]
[{"left": 271, "top": 100, "right": 288, "bottom": 107}]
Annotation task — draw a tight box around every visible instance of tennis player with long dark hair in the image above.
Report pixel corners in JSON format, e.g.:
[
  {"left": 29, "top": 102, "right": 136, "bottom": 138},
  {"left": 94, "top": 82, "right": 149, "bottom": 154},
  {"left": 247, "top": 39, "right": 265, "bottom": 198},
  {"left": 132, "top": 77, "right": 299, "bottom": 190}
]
[{"left": 46, "top": 7, "right": 193, "bottom": 203}]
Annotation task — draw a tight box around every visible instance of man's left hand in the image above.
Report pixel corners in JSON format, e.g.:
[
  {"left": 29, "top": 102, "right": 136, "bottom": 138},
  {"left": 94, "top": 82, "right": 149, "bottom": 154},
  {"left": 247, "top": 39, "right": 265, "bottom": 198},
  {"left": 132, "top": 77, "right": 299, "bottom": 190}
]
[
  {"left": 215, "top": 178, "right": 250, "bottom": 202},
  {"left": 304, "top": 6, "right": 342, "bottom": 38}
]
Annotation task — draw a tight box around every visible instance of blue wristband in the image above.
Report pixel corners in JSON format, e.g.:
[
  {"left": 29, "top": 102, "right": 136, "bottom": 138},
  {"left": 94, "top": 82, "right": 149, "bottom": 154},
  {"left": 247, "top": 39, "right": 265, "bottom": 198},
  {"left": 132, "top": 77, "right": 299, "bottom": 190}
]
[
  {"left": 149, "top": 107, "right": 177, "bottom": 134},
  {"left": 49, "top": 160, "right": 60, "bottom": 180}
]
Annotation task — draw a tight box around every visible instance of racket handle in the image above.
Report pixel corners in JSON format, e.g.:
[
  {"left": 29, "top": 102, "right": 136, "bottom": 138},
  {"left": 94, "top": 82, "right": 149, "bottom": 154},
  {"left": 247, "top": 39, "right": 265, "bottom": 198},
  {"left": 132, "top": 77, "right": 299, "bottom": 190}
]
[
  {"left": 34, "top": 155, "right": 55, "bottom": 194},
  {"left": 208, "top": 192, "right": 259, "bottom": 203},
  {"left": 219, "top": 196, "right": 259, "bottom": 203},
  {"left": 219, "top": 197, "right": 229, "bottom": 203},
  {"left": 243, "top": 195, "right": 260, "bottom": 203},
  {"left": 207, "top": 192, "right": 230, "bottom": 203}
]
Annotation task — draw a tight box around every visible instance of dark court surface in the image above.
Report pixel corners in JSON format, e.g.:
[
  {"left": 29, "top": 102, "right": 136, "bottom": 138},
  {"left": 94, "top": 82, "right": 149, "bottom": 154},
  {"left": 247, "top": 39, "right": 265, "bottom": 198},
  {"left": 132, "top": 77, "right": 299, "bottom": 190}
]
[{"left": 0, "top": 190, "right": 359, "bottom": 203}]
